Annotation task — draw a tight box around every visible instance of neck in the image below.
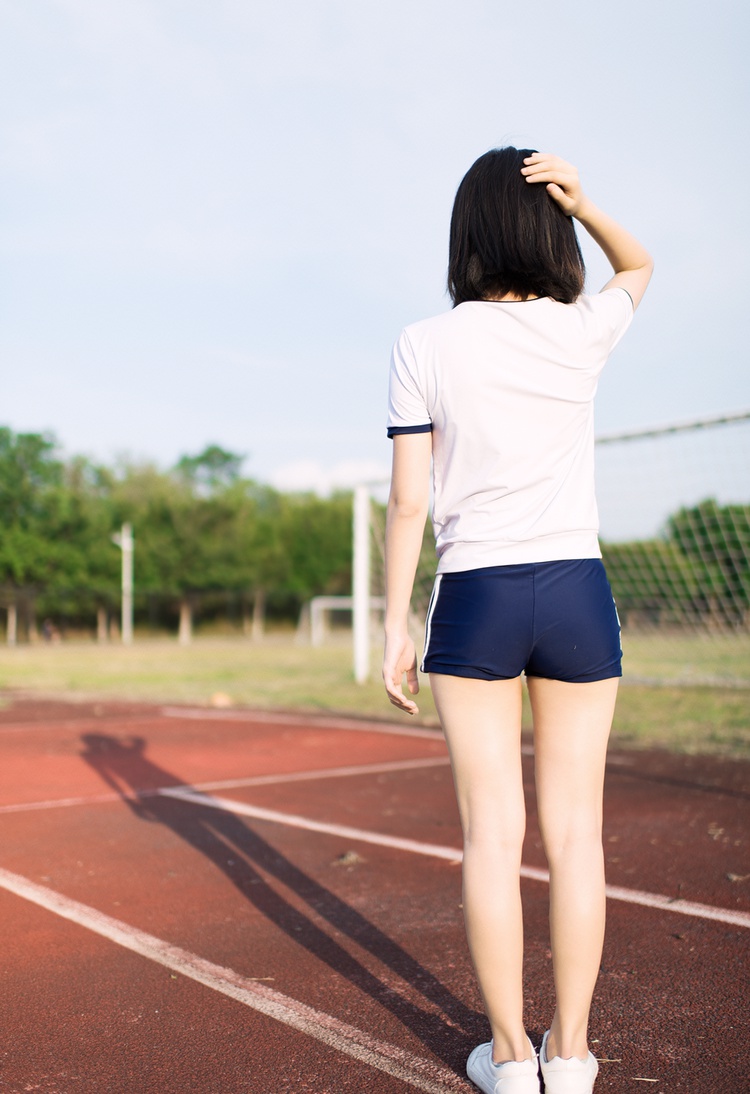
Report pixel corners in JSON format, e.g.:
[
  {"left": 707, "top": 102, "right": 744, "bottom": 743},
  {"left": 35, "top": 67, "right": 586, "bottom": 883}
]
[{"left": 482, "top": 292, "right": 538, "bottom": 302}]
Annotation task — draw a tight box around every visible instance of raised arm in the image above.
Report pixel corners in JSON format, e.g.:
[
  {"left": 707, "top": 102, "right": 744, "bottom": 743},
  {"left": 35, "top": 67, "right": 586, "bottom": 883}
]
[
  {"left": 521, "top": 153, "right": 654, "bottom": 309},
  {"left": 382, "top": 431, "right": 432, "bottom": 714}
]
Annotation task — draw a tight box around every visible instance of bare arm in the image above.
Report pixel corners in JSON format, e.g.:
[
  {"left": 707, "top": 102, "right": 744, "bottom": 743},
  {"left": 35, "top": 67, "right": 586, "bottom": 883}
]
[
  {"left": 521, "top": 153, "right": 654, "bottom": 309},
  {"left": 382, "top": 431, "right": 432, "bottom": 714}
]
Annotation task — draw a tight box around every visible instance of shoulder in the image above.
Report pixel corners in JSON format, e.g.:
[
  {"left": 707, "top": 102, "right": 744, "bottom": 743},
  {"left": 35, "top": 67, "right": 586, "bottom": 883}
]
[
  {"left": 560, "top": 288, "right": 635, "bottom": 359},
  {"left": 397, "top": 306, "right": 463, "bottom": 344},
  {"left": 390, "top": 309, "right": 455, "bottom": 374},
  {"left": 552, "top": 287, "right": 634, "bottom": 338}
]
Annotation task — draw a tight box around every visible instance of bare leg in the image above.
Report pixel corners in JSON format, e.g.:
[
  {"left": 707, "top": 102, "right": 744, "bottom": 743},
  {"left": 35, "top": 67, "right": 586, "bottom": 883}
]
[
  {"left": 528, "top": 676, "right": 618, "bottom": 1061},
  {"left": 430, "top": 673, "right": 532, "bottom": 1064}
]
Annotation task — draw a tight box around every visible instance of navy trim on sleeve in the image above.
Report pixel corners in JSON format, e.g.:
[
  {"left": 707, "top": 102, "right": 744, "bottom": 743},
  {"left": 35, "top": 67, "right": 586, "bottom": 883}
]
[{"left": 387, "top": 423, "right": 433, "bottom": 439}]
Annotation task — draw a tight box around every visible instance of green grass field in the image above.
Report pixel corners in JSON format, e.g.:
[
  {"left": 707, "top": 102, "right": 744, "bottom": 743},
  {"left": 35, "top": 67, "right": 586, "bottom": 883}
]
[
  {"left": 0, "top": 632, "right": 747, "bottom": 758},
  {"left": 621, "top": 631, "right": 750, "bottom": 687}
]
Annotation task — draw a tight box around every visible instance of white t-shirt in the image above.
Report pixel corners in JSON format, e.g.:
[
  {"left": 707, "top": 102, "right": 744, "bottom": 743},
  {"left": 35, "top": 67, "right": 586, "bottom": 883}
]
[{"left": 387, "top": 288, "right": 634, "bottom": 572}]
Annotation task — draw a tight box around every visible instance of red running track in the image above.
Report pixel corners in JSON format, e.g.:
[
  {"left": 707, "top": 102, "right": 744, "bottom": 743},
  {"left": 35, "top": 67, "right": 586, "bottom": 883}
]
[{"left": 0, "top": 697, "right": 747, "bottom": 1093}]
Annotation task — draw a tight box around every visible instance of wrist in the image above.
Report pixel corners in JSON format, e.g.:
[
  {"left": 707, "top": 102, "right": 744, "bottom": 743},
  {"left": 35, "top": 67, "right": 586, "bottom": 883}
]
[
  {"left": 571, "top": 194, "right": 597, "bottom": 223},
  {"left": 385, "top": 619, "right": 410, "bottom": 638}
]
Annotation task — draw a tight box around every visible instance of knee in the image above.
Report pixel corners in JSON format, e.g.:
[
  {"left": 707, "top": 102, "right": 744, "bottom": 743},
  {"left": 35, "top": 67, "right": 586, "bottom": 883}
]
[
  {"left": 540, "top": 814, "right": 603, "bottom": 867},
  {"left": 463, "top": 816, "right": 527, "bottom": 862},
  {"left": 543, "top": 831, "right": 604, "bottom": 872}
]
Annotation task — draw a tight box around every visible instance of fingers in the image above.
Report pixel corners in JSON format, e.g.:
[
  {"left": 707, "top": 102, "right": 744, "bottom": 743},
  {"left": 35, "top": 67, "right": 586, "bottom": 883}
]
[
  {"left": 526, "top": 153, "right": 577, "bottom": 180},
  {"left": 521, "top": 154, "right": 578, "bottom": 187},
  {"left": 405, "top": 658, "right": 420, "bottom": 695},
  {"left": 387, "top": 687, "right": 419, "bottom": 715},
  {"left": 384, "top": 672, "right": 419, "bottom": 714},
  {"left": 383, "top": 641, "right": 420, "bottom": 715},
  {"left": 545, "top": 182, "right": 569, "bottom": 205},
  {"left": 520, "top": 153, "right": 582, "bottom": 215}
]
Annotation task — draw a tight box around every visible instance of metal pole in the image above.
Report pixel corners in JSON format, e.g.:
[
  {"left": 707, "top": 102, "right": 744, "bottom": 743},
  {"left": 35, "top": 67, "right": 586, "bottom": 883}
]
[
  {"left": 352, "top": 485, "right": 370, "bottom": 683},
  {"left": 111, "top": 523, "right": 134, "bottom": 645}
]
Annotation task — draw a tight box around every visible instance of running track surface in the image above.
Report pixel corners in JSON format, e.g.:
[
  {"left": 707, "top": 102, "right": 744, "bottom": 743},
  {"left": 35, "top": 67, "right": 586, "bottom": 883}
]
[{"left": 0, "top": 697, "right": 747, "bottom": 1094}]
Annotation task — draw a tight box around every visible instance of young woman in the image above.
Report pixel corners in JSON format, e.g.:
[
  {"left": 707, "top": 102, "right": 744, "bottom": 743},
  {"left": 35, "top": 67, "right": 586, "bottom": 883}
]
[{"left": 382, "top": 150, "right": 653, "bottom": 1094}]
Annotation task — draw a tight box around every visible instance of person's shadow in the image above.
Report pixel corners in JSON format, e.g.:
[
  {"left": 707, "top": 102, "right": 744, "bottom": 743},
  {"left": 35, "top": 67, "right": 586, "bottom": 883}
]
[{"left": 80, "top": 733, "right": 481, "bottom": 1068}]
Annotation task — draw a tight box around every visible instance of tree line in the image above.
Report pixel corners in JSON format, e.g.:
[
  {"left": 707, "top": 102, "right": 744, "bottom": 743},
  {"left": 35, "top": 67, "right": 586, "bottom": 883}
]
[
  {"left": 1, "top": 426, "right": 747, "bottom": 641},
  {"left": 0, "top": 428, "right": 352, "bottom": 641}
]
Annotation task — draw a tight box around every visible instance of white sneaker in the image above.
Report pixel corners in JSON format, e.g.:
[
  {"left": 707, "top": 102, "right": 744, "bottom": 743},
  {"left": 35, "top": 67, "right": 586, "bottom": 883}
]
[
  {"left": 467, "top": 1038, "right": 540, "bottom": 1093},
  {"left": 539, "top": 1031, "right": 598, "bottom": 1094}
]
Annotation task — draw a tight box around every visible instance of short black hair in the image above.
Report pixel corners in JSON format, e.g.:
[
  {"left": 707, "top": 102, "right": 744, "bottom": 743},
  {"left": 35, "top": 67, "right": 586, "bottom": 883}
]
[{"left": 447, "top": 147, "right": 585, "bottom": 306}]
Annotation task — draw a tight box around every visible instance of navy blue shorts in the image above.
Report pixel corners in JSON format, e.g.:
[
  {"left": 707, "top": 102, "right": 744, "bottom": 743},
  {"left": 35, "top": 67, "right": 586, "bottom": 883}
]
[{"left": 421, "top": 559, "right": 622, "bottom": 683}]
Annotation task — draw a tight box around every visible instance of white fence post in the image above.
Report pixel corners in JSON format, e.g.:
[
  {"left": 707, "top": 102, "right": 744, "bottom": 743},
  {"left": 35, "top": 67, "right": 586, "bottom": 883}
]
[{"left": 112, "top": 523, "right": 134, "bottom": 645}]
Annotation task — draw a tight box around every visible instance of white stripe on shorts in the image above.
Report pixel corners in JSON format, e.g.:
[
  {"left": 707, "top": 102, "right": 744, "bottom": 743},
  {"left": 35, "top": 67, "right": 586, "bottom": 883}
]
[{"left": 420, "top": 574, "right": 442, "bottom": 672}]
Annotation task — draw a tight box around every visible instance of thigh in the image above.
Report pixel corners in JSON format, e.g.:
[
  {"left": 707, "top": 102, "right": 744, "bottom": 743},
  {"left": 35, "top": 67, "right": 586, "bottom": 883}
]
[
  {"left": 430, "top": 673, "right": 525, "bottom": 841},
  {"left": 528, "top": 677, "right": 618, "bottom": 851}
]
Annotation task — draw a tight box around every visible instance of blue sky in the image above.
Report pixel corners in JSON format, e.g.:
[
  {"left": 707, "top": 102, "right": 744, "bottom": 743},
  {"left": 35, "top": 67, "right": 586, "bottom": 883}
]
[{"left": 2, "top": 0, "right": 748, "bottom": 517}]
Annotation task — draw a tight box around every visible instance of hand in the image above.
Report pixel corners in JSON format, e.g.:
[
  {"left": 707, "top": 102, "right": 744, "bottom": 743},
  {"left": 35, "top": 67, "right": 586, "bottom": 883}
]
[
  {"left": 382, "top": 632, "right": 420, "bottom": 715},
  {"left": 520, "top": 153, "right": 587, "bottom": 218}
]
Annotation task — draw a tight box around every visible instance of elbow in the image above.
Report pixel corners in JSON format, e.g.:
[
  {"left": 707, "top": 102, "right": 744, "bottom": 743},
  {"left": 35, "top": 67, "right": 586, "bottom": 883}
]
[
  {"left": 387, "top": 494, "right": 428, "bottom": 522},
  {"left": 618, "top": 253, "right": 653, "bottom": 277}
]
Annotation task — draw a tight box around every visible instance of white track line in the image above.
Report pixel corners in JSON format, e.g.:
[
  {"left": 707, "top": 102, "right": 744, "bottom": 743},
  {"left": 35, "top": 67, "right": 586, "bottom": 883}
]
[
  {"left": 601, "top": 882, "right": 750, "bottom": 927},
  {"left": 161, "top": 788, "right": 750, "bottom": 931},
  {"left": 0, "top": 758, "right": 452, "bottom": 816},
  {"left": 194, "top": 755, "right": 452, "bottom": 792},
  {"left": 162, "top": 787, "right": 467, "bottom": 865},
  {"left": 0, "top": 791, "right": 125, "bottom": 814},
  {"left": 159, "top": 706, "right": 535, "bottom": 755},
  {"left": 0, "top": 867, "right": 468, "bottom": 1094}
]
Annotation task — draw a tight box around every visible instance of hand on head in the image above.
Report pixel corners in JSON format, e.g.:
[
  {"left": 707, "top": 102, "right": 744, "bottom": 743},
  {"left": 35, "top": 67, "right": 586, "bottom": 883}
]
[{"left": 521, "top": 153, "right": 586, "bottom": 218}]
